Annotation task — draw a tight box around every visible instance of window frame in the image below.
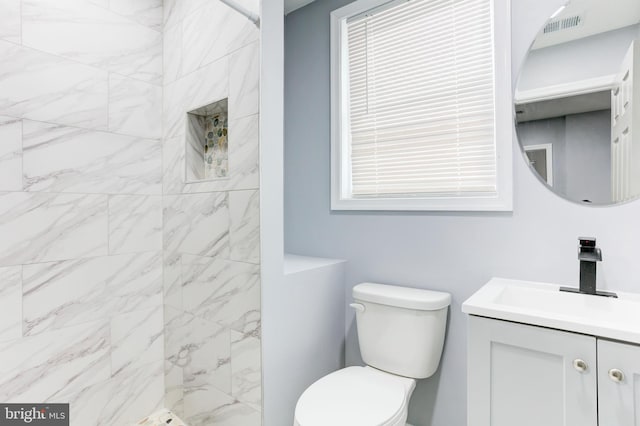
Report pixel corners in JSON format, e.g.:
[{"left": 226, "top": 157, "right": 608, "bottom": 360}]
[{"left": 329, "top": 0, "right": 513, "bottom": 211}]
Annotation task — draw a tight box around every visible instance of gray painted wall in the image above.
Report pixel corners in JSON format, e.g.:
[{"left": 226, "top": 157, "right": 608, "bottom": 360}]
[
  {"left": 284, "top": 0, "right": 640, "bottom": 425},
  {"left": 518, "top": 110, "right": 611, "bottom": 204},
  {"left": 518, "top": 117, "right": 567, "bottom": 193},
  {"left": 565, "top": 110, "right": 611, "bottom": 204}
]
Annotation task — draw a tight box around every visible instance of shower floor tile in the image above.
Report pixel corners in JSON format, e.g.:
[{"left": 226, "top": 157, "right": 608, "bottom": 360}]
[{"left": 134, "top": 409, "right": 187, "bottom": 426}]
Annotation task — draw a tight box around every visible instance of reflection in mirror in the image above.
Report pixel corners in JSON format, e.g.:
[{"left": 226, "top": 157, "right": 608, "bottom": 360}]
[{"left": 515, "top": 0, "right": 640, "bottom": 205}]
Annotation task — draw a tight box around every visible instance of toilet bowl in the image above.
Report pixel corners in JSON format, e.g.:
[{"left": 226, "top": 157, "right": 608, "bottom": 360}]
[
  {"left": 294, "top": 282, "right": 451, "bottom": 426},
  {"left": 294, "top": 366, "right": 415, "bottom": 426}
]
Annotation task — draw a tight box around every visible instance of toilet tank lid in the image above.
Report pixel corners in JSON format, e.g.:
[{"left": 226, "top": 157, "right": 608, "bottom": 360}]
[{"left": 353, "top": 282, "right": 451, "bottom": 311}]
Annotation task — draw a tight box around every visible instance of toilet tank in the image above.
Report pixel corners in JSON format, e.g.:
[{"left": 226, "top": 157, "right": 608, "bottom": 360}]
[{"left": 352, "top": 282, "right": 451, "bottom": 379}]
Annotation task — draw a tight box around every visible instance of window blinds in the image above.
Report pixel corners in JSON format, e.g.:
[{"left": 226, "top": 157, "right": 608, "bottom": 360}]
[{"left": 346, "top": 0, "right": 496, "bottom": 197}]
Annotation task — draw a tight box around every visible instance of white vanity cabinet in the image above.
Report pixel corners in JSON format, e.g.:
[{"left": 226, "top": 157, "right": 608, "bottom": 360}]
[
  {"left": 468, "top": 316, "right": 597, "bottom": 426},
  {"left": 597, "top": 339, "right": 640, "bottom": 426},
  {"left": 468, "top": 315, "right": 640, "bottom": 426}
]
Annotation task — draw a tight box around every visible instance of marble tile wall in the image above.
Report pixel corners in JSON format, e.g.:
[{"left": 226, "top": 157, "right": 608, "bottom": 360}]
[
  {"left": 162, "top": 0, "right": 262, "bottom": 424},
  {"left": 0, "top": 0, "right": 262, "bottom": 423},
  {"left": 22, "top": 0, "right": 163, "bottom": 84},
  {"left": 0, "top": 0, "right": 164, "bottom": 424}
]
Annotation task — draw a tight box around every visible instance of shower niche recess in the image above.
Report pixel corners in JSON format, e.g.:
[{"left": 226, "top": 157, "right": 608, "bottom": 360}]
[{"left": 186, "top": 98, "right": 229, "bottom": 182}]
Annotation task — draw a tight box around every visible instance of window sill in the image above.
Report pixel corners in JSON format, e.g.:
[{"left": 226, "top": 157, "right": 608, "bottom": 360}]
[{"left": 331, "top": 195, "right": 513, "bottom": 212}]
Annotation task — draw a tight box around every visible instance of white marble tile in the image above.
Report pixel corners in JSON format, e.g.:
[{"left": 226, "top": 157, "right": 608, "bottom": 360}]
[
  {"left": 181, "top": 255, "right": 260, "bottom": 333},
  {"left": 181, "top": 1, "right": 258, "bottom": 76},
  {"left": 109, "top": 195, "right": 162, "bottom": 254},
  {"left": 104, "top": 252, "right": 163, "bottom": 308},
  {"left": 0, "top": 192, "right": 108, "bottom": 266},
  {"left": 111, "top": 303, "right": 164, "bottom": 375},
  {"left": 135, "top": 409, "right": 188, "bottom": 426},
  {"left": 185, "top": 114, "right": 206, "bottom": 182},
  {"left": 183, "top": 59, "right": 230, "bottom": 114},
  {"left": 163, "top": 192, "right": 230, "bottom": 258},
  {"left": 162, "top": 80, "right": 187, "bottom": 141},
  {"left": 22, "top": 0, "right": 163, "bottom": 85},
  {"left": 163, "top": 23, "right": 183, "bottom": 85},
  {"left": 163, "top": 251, "right": 183, "bottom": 310},
  {"left": 109, "top": 74, "right": 162, "bottom": 140},
  {"left": 163, "top": 136, "right": 185, "bottom": 195},
  {"left": 164, "top": 0, "right": 209, "bottom": 29},
  {"left": 0, "top": 0, "right": 21, "bottom": 43},
  {"left": 0, "top": 116, "right": 22, "bottom": 191},
  {"left": 88, "top": 0, "right": 109, "bottom": 8},
  {"left": 165, "top": 307, "right": 231, "bottom": 394},
  {"left": 163, "top": 114, "right": 260, "bottom": 195},
  {"left": 231, "top": 330, "right": 262, "bottom": 411},
  {"left": 103, "top": 364, "right": 164, "bottom": 426},
  {"left": 0, "top": 320, "right": 110, "bottom": 403},
  {"left": 109, "top": 0, "right": 163, "bottom": 31},
  {"left": 164, "top": 359, "right": 185, "bottom": 418},
  {"left": 223, "top": 113, "right": 261, "bottom": 190},
  {"left": 183, "top": 385, "right": 234, "bottom": 426},
  {"left": 23, "top": 252, "right": 162, "bottom": 335},
  {"left": 0, "top": 40, "right": 108, "bottom": 129},
  {"left": 57, "top": 361, "right": 164, "bottom": 426},
  {"left": 163, "top": 55, "right": 229, "bottom": 140},
  {"left": 163, "top": 0, "right": 179, "bottom": 27},
  {"left": 184, "top": 327, "right": 230, "bottom": 393},
  {"left": 183, "top": 385, "right": 261, "bottom": 426},
  {"left": 23, "top": 120, "right": 162, "bottom": 195},
  {"left": 0, "top": 266, "right": 22, "bottom": 342},
  {"left": 229, "top": 41, "right": 260, "bottom": 120},
  {"left": 229, "top": 190, "right": 260, "bottom": 264}
]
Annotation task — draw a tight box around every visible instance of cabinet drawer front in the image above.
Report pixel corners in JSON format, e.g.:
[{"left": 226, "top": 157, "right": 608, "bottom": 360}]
[
  {"left": 468, "top": 316, "right": 597, "bottom": 426},
  {"left": 598, "top": 339, "right": 640, "bottom": 426}
]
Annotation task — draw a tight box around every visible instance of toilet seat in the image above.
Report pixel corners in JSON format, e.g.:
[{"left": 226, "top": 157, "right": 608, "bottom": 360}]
[{"left": 294, "top": 366, "right": 416, "bottom": 426}]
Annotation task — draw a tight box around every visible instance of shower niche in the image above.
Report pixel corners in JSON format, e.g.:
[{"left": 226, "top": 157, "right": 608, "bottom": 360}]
[{"left": 186, "top": 98, "right": 229, "bottom": 182}]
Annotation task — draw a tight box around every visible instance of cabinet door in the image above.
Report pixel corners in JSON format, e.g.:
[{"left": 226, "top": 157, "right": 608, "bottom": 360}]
[
  {"left": 598, "top": 339, "right": 640, "bottom": 426},
  {"left": 468, "top": 316, "right": 597, "bottom": 426}
]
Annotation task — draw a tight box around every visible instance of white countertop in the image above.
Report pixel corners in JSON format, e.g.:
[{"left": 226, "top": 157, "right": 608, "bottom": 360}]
[{"left": 462, "top": 277, "right": 640, "bottom": 344}]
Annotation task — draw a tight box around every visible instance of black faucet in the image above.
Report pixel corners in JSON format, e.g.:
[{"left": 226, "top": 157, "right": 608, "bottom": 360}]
[
  {"left": 577, "top": 237, "right": 601, "bottom": 295},
  {"left": 560, "top": 237, "right": 617, "bottom": 298}
]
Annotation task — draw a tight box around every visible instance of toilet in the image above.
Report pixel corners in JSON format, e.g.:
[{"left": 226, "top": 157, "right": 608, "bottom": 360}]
[{"left": 294, "top": 282, "right": 451, "bottom": 426}]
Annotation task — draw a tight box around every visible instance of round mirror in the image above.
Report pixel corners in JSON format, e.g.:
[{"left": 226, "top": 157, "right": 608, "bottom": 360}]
[{"left": 515, "top": 0, "right": 640, "bottom": 205}]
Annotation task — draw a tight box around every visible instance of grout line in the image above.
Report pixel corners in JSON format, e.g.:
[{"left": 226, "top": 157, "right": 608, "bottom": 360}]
[
  {"left": 58, "top": 0, "right": 163, "bottom": 35},
  {"left": 20, "top": 118, "right": 24, "bottom": 192},
  {"left": 0, "top": 37, "right": 163, "bottom": 88},
  {"left": 164, "top": 38, "right": 260, "bottom": 89},
  {"left": 19, "top": 0, "right": 23, "bottom": 45},
  {"left": 161, "top": 186, "right": 261, "bottom": 196},
  {"left": 227, "top": 257, "right": 261, "bottom": 266},
  {"left": 0, "top": 249, "right": 163, "bottom": 270},
  {"left": 106, "top": 71, "right": 110, "bottom": 132},
  {"left": 106, "top": 194, "right": 111, "bottom": 255},
  {"left": 19, "top": 264, "right": 24, "bottom": 339},
  {"left": 10, "top": 114, "right": 163, "bottom": 143},
  {"left": 0, "top": 189, "right": 163, "bottom": 197}
]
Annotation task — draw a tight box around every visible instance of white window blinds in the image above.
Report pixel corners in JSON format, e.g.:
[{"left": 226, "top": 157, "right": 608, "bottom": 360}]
[{"left": 346, "top": 0, "right": 497, "bottom": 197}]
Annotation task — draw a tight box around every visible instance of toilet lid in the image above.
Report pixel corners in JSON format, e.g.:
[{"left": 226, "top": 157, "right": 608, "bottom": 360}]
[{"left": 294, "top": 367, "right": 410, "bottom": 426}]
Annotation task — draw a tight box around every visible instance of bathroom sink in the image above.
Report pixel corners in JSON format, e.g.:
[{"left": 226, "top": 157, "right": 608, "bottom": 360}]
[{"left": 462, "top": 278, "right": 640, "bottom": 344}]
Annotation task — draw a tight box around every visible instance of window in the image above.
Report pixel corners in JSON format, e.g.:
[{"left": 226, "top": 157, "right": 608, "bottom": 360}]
[{"left": 330, "top": 0, "right": 512, "bottom": 211}]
